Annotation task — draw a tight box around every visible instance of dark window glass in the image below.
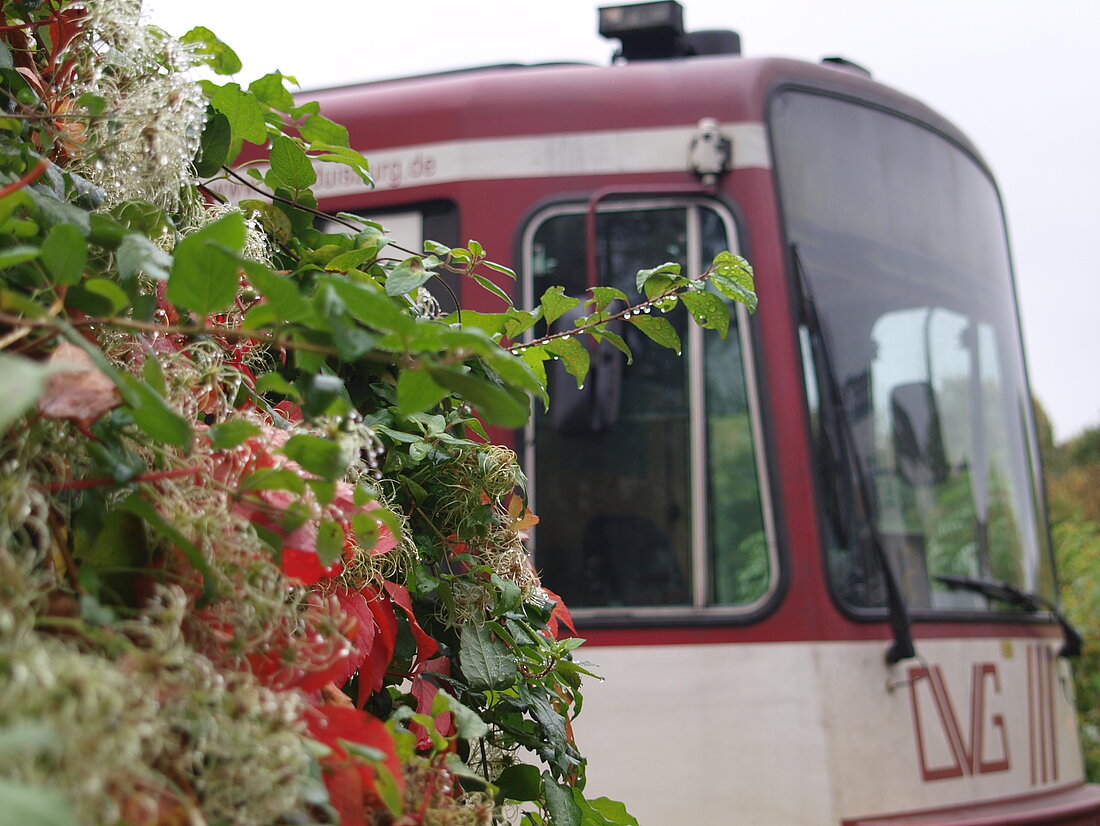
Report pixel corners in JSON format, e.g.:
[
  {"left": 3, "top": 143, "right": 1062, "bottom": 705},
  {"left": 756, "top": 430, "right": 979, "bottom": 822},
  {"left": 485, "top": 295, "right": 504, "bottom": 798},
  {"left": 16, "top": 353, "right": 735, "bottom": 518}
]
[{"left": 527, "top": 204, "right": 770, "bottom": 610}]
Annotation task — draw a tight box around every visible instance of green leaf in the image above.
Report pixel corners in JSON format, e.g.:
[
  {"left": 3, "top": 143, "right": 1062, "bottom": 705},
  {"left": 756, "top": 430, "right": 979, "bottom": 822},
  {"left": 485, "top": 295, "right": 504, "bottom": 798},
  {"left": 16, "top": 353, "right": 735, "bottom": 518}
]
[
  {"left": 324, "top": 246, "right": 380, "bottom": 273},
  {"left": 307, "top": 479, "right": 336, "bottom": 507},
  {"left": 167, "top": 211, "right": 247, "bottom": 316},
  {"left": 301, "top": 372, "right": 351, "bottom": 418},
  {"left": 491, "top": 573, "right": 523, "bottom": 615},
  {"left": 546, "top": 337, "right": 590, "bottom": 388},
  {"left": 634, "top": 261, "right": 680, "bottom": 294},
  {"left": 88, "top": 213, "right": 126, "bottom": 250},
  {"left": 281, "top": 434, "right": 347, "bottom": 481},
  {"left": 248, "top": 73, "right": 296, "bottom": 112},
  {"left": 81, "top": 278, "right": 130, "bottom": 315},
  {"left": 113, "top": 372, "right": 193, "bottom": 449},
  {"left": 181, "top": 26, "right": 243, "bottom": 75},
  {"left": 0, "top": 245, "right": 40, "bottom": 270},
  {"left": 40, "top": 223, "right": 86, "bottom": 285},
  {"left": 299, "top": 113, "right": 350, "bottom": 147},
  {"left": 194, "top": 110, "right": 231, "bottom": 177},
  {"left": 241, "top": 200, "right": 293, "bottom": 245},
  {"left": 208, "top": 419, "right": 262, "bottom": 449},
  {"left": 681, "top": 290, "right": 730, "bottom": 338},
  {"left": 117, "top": 233, "right": 171, "bottom": 282},
  {"left": 372, "top": 764, "right": 404, "bottom": 818},
  {"left": 397, "top": 370, "right": 448, "bottom": 415},
  {"left": 709, "top": 251, "right": 757, "bottom": 312},
  {"left": 76, "top": 93, "right": 106, "bottom": 116},
  {"left": 576, "top": 794, "right": 640, "bottom": 826},
  {"left": 440, "top": 694, "right": 490, "bottom": 740},
  {"left": 459, "top": 623, "right": 517, "bottom": 691},
  {"left": 427, "top": 367, "right": 529, "bottom": 428},
  {"left": 306, "top": 142, "right": 372, "bottom": 186},
  {"left": 27, "top": 188, "right": 89, "bottom": 235},
  {"left": 628, "top": 315, "right": 680, "bottom": 354},
  {"left": 591, "top": 329, "right": 632, "bottom": 364},
  {"left": 484, "top": 260, "right": 517, "bottom": 279},
  {"left": 269, "top": 135, "right": 316, "bottom": 191},
  {"left": 142, "top": 356, "right": 166, "bottom": 396},
  {"left": 496, "top": 764, "right": 543, "bottom": 802},
  {"left": 241, "top": 261, "right": 309, "bottom": 321},
  {"left": 254, "top": 372, "right": 300, "bottom": 398},
  {"left": 316, "top": 520, "right": 345, "bottom": 566},
  {"left": 0, "top": 354, "right": 53, "bottom": 431},
  {"left": 209, "top": 83, "right": 268, "bottom": 145},
  {"left": 539, "top": 286, "right": 582, "bottom": 327},
  {"left": 385, "top": 257, "right": 434, "bottom": 297},
  {"left": 641, "top": 273, "right": 677, "bottom": 301},
  {"left": 589, "top": 286, "right": 628, "bottom": 312},
  {"left": 0, "top": 779, "right": 80, "bottom": 826},
  {"left": 472, "top": 273, "right": 513, "bottom": 306},
  {"left": 240, "top": 467, "right": 306, "bottom": 495},
  {"left": 543, "top": 774, "right": 581, "bottom": 826}
]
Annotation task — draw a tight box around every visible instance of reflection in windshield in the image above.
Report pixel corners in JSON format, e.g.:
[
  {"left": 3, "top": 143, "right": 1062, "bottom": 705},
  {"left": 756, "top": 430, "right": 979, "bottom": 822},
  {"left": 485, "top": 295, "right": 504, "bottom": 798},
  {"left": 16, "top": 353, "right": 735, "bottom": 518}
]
[{"left": 770, "top": 90, "right": 1054, "bottom": 612}]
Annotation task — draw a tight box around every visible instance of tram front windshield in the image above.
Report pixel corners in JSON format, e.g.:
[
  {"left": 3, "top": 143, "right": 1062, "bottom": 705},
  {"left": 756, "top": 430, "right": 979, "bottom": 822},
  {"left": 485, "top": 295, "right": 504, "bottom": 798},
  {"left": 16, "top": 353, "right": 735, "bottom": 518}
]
[{"left": 769, "top": 90, "right": 1055, "bottom": 612}]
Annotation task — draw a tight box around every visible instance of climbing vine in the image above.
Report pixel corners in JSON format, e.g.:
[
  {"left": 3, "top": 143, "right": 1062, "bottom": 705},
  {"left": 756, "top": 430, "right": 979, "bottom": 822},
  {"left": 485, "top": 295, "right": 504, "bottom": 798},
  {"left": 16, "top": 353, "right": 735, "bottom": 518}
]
[{"left": 0, "top": 2, "right": 755, "bottom": 825}]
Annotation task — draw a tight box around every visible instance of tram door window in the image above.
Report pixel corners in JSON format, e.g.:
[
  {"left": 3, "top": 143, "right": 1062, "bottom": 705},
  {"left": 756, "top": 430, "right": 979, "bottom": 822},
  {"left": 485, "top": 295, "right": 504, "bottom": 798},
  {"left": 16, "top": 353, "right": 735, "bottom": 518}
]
[{"left": 524, "top": 203, "right": 772, "bottom": 611}]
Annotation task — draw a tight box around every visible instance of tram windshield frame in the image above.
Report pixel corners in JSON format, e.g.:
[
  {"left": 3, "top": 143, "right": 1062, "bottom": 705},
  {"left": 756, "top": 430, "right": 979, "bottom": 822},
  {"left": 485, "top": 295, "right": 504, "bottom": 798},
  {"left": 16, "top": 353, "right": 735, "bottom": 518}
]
[{"left": 769, "top": 88, "right": 1056, "bottom": 616}]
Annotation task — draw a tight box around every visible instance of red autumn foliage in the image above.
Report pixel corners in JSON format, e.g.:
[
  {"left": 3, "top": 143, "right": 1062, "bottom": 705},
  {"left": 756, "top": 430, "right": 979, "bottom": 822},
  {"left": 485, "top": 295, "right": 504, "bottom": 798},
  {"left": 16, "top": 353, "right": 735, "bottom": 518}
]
[
  {"left": 306, "top": 704, "right": 405, "bottom": 824},
  {"left": 541, "top": 586, "right": 577, "bottom": 640},
  {"left": 409, "top": 657, "right": 455, "bottom": 750}
]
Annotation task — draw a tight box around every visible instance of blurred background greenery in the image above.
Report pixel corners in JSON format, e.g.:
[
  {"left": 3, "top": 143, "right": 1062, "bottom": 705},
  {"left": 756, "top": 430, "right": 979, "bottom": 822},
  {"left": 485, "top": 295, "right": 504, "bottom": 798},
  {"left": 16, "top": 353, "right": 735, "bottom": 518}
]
[{"left": 1038, "top": 404, "right": 1100, "bottom": 780}]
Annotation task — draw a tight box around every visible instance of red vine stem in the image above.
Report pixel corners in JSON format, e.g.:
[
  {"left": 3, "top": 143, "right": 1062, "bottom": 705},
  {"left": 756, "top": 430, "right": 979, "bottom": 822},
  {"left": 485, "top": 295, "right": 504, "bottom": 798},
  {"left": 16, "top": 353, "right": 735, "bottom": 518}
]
[
  {"left": 36, "top": 466, "right": 202, "bottom": 492},
  {"left": 417, "top": 766, "right": 438, "bottom": 823},
  {"left": 0, "top": 156, "right": 49, "bottom": 198},
  {"left": 0, "top": 17, "right": 57, "bottom": 32}
]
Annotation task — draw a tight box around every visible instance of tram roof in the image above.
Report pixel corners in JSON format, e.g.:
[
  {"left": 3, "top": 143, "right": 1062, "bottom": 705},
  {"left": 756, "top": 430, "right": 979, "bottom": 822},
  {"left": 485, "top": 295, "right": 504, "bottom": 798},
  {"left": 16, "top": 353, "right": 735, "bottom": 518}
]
[{"left": 304, "top": 55, "right": 981, "bottom": 166}]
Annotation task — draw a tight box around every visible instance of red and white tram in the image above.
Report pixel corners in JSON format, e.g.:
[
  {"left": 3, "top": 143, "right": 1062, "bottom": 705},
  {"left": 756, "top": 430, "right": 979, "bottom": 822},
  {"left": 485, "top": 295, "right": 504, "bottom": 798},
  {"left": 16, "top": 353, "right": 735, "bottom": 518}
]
[{"left": 258, "top": 3, "right": 1100, "bottom": 822}]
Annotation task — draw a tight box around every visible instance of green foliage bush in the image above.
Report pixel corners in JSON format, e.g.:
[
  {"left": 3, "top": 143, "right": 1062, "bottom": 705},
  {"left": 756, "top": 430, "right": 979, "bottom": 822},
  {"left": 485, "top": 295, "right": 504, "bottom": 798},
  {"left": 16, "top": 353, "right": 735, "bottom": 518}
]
[
  {"left": 0, "top": 3, "right": 755, "bottom": 824},
  {"left": 1038, "top": 404, "right": 1100, "bottom": 780}
]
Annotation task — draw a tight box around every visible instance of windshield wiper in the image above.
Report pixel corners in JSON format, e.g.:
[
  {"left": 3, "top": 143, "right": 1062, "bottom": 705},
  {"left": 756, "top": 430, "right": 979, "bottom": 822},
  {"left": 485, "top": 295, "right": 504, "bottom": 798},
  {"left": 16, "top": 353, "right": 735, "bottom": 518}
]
[
  {"left": 936, "top": 574, "right": 1082, "bottom": 657},
  {"left": 793, "top": 244, "right": 915, "bottom": 665}
]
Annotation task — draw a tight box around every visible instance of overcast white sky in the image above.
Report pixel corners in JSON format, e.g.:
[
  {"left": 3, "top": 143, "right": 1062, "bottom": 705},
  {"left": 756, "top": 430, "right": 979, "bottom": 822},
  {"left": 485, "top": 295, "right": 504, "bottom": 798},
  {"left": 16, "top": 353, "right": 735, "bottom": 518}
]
[{"left": 147, "top": 0, "right": 1100, "bottom": 443}]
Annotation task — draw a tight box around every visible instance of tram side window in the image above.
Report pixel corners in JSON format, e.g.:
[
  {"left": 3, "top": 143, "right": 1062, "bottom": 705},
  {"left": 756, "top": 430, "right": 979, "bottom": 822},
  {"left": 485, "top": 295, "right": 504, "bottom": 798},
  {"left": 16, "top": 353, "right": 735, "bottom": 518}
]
[{"left": 527, "top": 205, "right": 771, "bottom": 610}]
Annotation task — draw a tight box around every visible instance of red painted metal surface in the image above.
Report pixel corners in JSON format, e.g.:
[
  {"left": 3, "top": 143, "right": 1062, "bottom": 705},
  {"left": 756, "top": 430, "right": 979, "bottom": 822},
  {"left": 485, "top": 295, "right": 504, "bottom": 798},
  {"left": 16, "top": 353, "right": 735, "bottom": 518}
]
[{"left": 846, "top": 783, "right": 1100, "bottom": 825}]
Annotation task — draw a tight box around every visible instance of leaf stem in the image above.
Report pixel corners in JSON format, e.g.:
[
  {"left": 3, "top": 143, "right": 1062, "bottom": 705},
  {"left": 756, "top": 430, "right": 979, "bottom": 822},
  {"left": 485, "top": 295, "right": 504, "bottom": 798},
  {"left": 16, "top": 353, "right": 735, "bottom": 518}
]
[
  {"left": 218, "top": 165, "right": 362, "bottom": 233},
  {"left": 36, "top": 466, "right": 203, "bottom": 492},
  {"left": 0, "top": 156, "right": 48, "bottom": 198}
]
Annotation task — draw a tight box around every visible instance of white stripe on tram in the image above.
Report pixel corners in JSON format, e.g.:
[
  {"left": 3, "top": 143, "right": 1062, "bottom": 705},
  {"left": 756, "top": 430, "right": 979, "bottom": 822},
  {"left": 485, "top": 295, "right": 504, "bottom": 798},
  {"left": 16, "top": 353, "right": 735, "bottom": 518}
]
[{"left": 212, "top": 122, "right": 770, "bottom": 203}]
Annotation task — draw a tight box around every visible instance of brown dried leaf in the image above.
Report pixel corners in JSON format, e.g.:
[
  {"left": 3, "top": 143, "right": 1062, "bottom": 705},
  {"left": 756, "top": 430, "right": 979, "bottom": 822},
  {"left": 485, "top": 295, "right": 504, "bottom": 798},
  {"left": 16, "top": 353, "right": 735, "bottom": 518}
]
[{"left": 38, "top": 340, "right": 122, "bottom": 423}]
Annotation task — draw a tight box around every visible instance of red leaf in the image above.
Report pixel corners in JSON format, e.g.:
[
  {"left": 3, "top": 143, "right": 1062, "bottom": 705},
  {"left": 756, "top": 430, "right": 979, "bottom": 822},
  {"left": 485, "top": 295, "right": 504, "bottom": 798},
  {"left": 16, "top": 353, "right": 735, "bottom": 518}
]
[
  {"left": 322, "top": 765, "right": 367, "bottom": 826},
  {"left": 274, "top": 400, "right": 303, "bottom": 422},
  {"left": 328, "top": 589, "right": 377, "bottom": 688},
  {"left": 47, "top": 7, "right": 87, "bottom": 68},
  {"left": 410, "top": 658, "right": 455, "bottom": 749},
  {"left": 541, "top": 586, "right": 578, "bottom": 640},
  {"left": 358, "top": 585, "right": 397, "bottom": 706},
  {"left": 383, "top": 581, "right": 439, "bottom": 665},
  {"left": 307, "top": 705, "right": 405, "bottom": 814}
]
